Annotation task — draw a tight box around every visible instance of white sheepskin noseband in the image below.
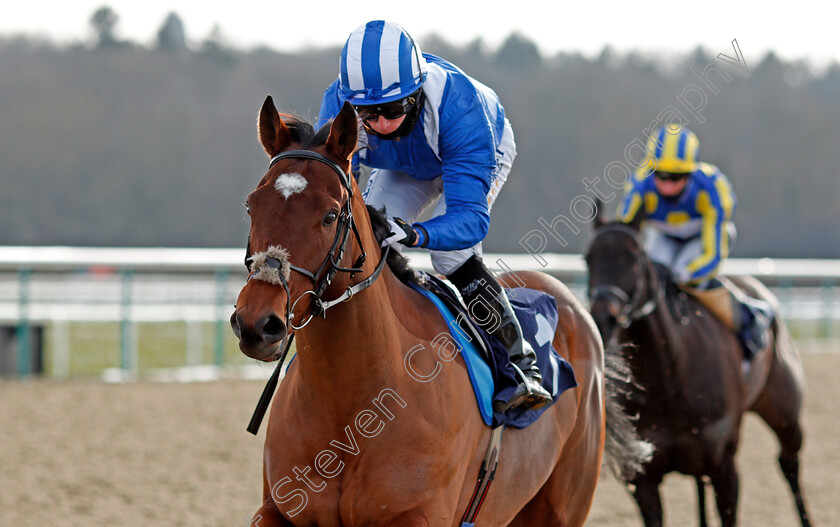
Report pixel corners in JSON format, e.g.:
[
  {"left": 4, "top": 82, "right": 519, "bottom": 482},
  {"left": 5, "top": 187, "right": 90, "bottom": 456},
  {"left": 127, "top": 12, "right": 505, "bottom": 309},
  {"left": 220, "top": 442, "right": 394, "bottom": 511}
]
[{"left": 248, "top": 246, "right": 292, "bottom": 285}]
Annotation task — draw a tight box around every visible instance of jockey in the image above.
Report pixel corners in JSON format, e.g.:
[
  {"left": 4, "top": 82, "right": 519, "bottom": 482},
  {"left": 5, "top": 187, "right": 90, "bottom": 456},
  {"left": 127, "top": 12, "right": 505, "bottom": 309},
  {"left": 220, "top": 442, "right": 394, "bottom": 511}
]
[
  {"left": 617, "top": 124, "right": 774, "bottom": 363},
  {"left": 318, "top": 20, "right": 552, "bottom": 412}
]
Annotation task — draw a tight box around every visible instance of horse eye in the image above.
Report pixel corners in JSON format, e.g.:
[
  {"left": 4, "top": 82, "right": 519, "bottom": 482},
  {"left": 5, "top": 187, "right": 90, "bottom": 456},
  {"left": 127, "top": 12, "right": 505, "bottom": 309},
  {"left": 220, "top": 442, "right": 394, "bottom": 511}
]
[
  {"left": 244, "top": 202, "right": 251, "bottom": 216},
  {"left": 323, "top": 210, "right": 339, "bottom": 226}
]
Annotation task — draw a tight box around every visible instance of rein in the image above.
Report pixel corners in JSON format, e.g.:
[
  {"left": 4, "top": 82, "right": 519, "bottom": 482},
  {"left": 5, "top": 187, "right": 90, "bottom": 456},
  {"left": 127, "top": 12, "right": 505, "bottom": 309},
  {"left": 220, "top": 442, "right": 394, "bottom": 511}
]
[
  {"left": 243, "top": 149, "right": 505, "bottom": 525},
  {"left": 246, "top": 149, "right": 389, "bottom": 329},
  {"left": 588, "top": 224, "right": 660, "bottom": 329},
  {"left": 244, "top": 148, "right": 390, "bottom": 435}
]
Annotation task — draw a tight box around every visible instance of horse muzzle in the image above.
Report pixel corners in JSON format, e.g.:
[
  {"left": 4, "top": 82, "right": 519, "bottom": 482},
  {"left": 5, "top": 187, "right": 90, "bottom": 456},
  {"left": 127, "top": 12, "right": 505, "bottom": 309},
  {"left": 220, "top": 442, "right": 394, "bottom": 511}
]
[
  {"left": 589, "top": 298, "right": 622, "bottom": 348},
  {"left": 230, "top": 310, "right": 288, "bottom": 361}
]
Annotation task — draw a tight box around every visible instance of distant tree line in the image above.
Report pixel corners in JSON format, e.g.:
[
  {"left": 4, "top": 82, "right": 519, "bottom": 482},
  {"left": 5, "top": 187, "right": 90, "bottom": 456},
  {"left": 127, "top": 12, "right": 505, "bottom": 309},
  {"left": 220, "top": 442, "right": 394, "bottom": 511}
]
[{"left": 0, "top": 6, "right": 838, "bottom": 258}]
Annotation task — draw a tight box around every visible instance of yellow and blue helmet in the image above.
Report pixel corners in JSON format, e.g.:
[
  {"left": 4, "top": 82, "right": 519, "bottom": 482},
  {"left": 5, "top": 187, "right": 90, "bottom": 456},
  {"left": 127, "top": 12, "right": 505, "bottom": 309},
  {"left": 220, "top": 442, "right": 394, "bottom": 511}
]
[
  {"left": 338, "top": 21, "right": 428, "bottom": 106},
  {"left": 642, "top": 124, "right": 700, "bottom": 174}
]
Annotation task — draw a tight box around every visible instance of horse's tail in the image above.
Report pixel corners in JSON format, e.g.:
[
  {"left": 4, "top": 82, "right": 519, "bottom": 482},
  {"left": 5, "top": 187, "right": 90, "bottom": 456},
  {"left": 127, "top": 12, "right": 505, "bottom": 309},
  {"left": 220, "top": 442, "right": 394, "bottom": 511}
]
[{"left": 603, "top": 342, "right": 654, "bottom": 480}]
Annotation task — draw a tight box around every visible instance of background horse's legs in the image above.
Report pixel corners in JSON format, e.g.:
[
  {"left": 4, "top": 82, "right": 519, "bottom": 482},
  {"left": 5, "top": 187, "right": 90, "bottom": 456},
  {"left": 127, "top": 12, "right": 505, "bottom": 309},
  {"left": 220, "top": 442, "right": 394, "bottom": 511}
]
[
  {"left": 778, "top": 449, "right": 812, "bottom": 527},
  {"left": 630, "top": 473, "right": 664, "bottom": 527},
  {"left": 695, "top": 475, "right": 708, "bottom": 527},
  {"left": 750, "top": 323, "right": 812, "bottom": 527},
  {"left": 709, "top": 453, "right": 739, "bottom": 527}
]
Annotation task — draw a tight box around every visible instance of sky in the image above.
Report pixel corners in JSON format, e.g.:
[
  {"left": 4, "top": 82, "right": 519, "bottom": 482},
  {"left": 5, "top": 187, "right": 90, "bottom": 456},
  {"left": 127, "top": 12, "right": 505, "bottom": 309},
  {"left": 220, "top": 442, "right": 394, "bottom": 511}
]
[{"left": 1, "top": 1, "right": 838, "bottom": 69}]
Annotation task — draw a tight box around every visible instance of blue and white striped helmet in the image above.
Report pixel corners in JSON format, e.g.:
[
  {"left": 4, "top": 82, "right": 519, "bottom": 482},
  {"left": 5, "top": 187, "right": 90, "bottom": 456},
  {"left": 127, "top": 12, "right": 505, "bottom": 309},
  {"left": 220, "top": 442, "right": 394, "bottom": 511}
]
[{"left": 338, "top": 21, "right": 428, "bottom": 105}]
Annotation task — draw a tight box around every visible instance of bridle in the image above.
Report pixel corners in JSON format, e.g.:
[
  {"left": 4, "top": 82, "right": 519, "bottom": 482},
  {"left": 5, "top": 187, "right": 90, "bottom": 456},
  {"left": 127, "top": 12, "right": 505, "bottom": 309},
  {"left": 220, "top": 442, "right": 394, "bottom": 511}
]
[
  {"left": 243, "top": 147, "right": 393, "bottom": 436},
  {"left": 244, "top": 149, "right": 390, "bottom": 330},
  {"left": 587, "top": 224, "right": 660, "bottom": 329}
]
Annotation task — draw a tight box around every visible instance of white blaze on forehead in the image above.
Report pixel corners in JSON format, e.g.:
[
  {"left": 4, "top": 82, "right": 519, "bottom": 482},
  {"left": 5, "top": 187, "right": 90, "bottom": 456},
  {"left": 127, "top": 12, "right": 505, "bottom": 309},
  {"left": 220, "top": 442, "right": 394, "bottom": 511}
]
[{"left": 275, "top": 172, "right": 307, "bottom": 198}]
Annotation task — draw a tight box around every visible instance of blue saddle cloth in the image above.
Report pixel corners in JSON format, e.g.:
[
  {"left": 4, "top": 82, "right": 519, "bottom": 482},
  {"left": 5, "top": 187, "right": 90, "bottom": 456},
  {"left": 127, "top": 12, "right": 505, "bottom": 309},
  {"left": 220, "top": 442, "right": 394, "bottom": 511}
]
[{"left": 410, "top": 275, "right": 577, "bottom": 429}]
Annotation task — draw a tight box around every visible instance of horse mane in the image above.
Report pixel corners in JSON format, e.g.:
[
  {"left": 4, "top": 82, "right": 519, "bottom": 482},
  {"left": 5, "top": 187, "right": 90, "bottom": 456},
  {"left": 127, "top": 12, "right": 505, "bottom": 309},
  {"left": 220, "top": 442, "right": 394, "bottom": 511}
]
[
  {"left": 651, "top": 262, "right": 676, "bottom": 293},
  {"left": 366, "top": 205, "right": 422, "bottom": 286},
  {"left": 278, "top": 113, "right": 331, "bottom": 149},
  {"left": 650, "top": 261, "right": 693, "bottom": 323}
]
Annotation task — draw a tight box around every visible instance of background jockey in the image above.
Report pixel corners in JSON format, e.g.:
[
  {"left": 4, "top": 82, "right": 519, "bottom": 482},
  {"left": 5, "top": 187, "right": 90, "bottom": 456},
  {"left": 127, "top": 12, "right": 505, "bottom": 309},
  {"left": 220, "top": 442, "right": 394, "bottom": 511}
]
[
  {"left": 617, "top": 124, "right": 774, "bottom": 366},
  {"left": 317, "top": 20, "right": 552, "bottom": 411}
]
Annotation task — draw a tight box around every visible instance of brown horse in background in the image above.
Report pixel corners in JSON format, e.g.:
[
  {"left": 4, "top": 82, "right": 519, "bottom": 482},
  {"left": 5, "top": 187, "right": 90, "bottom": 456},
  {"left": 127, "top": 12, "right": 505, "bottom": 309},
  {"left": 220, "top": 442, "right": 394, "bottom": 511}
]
[
  {"left": 229, "top": 97, "right": 646, "bottom": 526},
  {"left": 585, "top": 213, "right": 811, "bottom": 527}
]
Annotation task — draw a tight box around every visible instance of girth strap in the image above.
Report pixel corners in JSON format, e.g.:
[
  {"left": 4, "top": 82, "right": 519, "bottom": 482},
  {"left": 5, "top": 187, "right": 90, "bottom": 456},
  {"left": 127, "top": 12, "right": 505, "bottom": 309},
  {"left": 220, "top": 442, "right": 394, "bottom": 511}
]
[{"left": 461, "top": 425, "right": 504, "bottom": 526}]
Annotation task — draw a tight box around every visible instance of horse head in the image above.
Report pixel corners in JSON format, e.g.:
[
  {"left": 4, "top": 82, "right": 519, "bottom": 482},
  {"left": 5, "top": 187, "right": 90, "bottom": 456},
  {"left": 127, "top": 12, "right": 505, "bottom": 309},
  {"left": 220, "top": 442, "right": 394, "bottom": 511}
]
[
  {"left": 585, "top": 203, "right": 654, "bottom": 346},
  {"left": 230, "top": 96, "right": 370, "bottom": 361}
]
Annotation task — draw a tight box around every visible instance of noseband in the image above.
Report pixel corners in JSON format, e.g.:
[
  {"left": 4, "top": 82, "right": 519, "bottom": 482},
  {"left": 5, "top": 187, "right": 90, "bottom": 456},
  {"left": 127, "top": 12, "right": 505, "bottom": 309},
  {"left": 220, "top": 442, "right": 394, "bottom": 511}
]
[
  {"left": 588, "top": 224, "right": 659, "bottom": 329},
  {"left": 245, "top": 149, "right": 389, "bottom": 330}
]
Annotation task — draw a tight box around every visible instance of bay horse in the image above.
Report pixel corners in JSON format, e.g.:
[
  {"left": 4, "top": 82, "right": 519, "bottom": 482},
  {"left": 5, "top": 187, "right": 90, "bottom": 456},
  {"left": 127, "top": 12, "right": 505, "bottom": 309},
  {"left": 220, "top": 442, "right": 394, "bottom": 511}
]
[
  {"left": 585, "top": 212, "right": 811, "bottom": 527},
  {"left": 229, "top": 96, "right": 646, "bottom": 526}
]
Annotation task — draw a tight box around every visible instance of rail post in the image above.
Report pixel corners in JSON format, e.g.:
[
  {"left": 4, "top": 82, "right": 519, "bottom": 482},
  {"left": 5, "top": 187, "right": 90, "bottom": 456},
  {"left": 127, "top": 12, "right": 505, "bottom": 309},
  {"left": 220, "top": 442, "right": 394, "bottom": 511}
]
[
  {"left": 214, "top": 269, "right": 230, "bottom": 367},
  {"left": 16, "top": 268, "right": 32, "bottom": 377},
  {"left": 120, "top": 268, "right": 135, "bottom": 374}
]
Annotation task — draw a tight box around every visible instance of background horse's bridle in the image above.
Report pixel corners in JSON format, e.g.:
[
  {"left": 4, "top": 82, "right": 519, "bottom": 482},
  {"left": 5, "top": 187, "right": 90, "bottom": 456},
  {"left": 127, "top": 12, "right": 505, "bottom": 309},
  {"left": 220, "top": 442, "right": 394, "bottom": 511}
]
[
  {"left": 588, "top": 224, "right": 660, "bottom": 329},
  {"left": 245, "top": 149, "right": 389, "bottom": 330}
]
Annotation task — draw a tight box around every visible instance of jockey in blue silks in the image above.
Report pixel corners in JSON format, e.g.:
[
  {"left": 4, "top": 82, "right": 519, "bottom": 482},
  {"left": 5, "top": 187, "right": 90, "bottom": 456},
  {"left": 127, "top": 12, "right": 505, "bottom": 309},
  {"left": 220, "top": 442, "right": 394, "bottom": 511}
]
[
  {"left": 618, "top": 124, "right": 773, "bottom": 365},
  {"left": 318, "top": 20, "right": 552, "bottom": 412}
]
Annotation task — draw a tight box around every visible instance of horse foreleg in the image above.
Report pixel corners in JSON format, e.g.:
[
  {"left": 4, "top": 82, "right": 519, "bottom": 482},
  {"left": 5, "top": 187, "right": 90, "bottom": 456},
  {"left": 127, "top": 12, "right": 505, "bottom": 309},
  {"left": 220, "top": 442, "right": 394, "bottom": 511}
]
[
  {"left": 709, "top": 455, "right": 739, "bottom": 527},
  {"left": 629, "top": 474, "right": 664, "bottom": 527}
]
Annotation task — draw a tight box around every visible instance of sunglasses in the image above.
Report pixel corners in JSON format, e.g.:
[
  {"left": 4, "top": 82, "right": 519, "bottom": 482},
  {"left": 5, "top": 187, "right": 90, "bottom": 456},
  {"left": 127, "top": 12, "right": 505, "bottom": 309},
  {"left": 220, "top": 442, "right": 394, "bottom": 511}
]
[
  {"left": 653, "top": 171, "right": 690, "bottom": 182},
  {"left": 353, "top": 94, "right": 417, "bottom": 122}
]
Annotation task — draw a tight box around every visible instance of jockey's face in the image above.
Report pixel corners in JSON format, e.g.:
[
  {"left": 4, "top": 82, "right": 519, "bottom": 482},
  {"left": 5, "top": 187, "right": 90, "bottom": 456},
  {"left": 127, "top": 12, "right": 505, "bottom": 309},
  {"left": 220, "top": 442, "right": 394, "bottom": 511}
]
[
  {"left": 653, "top": 171, "right": 690, "bottom": 198},
  {"left": 353, "top": 92, "right": 418, "bottom": 139},
  {"left": 365, "top": 114, "right": 407, "bottom": 136}
]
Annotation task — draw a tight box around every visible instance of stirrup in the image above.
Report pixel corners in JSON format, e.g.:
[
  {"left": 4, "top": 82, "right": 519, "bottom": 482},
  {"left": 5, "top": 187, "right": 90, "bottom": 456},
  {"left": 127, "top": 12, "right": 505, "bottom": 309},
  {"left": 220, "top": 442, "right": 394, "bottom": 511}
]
[
  {"left": 493, "top": 364, "right": 553, "bottom": 413},
  {"left": 740, "top": 306, "right": 772, "bottom": 359}
]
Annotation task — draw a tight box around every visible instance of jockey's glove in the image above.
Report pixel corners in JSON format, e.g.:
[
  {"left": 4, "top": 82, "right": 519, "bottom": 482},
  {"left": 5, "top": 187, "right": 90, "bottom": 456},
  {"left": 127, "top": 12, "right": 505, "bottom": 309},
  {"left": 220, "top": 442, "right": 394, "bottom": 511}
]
[{"left": 382, "top": 217, "right": 420, "bottom": 248}]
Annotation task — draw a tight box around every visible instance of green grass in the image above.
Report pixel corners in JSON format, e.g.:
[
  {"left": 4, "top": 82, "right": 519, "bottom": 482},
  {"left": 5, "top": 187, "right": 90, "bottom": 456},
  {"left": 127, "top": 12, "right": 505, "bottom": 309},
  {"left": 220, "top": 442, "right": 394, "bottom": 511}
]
[
  {"left": 785, "top": 318, "right": 840, "bottom": 341},
  {"left": 40, "top": 321, "right": 260, "bottom": 378},
  {"left": 21, "top": 317, "right": 839, "bottom": 379}
]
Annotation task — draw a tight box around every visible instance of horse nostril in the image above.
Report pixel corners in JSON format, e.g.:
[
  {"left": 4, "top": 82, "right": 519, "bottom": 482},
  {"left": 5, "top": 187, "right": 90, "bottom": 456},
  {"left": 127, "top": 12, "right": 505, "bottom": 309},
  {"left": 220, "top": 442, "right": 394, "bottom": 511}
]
[
  {"left": 258, "top": 313, "right": 286, "bottom": 344},
  {"left": 230, "top": 312, "right": 242, "bottom": 338}
]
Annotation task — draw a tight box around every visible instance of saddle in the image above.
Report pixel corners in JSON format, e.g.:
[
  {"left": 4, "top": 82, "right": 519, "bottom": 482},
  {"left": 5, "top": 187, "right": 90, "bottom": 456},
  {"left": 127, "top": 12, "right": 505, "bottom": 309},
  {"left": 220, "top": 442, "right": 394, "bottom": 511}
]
[
  {"left": 411, "top": 271, "right": 577, "bottom": 428},
  {"left": 655, "top": 264, "right": 775, "bottom": 360}
]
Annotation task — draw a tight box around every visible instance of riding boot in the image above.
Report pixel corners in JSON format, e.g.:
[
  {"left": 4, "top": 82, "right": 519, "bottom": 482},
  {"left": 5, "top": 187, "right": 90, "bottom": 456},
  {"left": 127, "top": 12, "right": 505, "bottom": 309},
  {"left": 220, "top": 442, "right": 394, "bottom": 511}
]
[
  {"left": 446, "top": 255, "right": 553, "bottom": 413},
  {"left": 486, "top": 290, "right": 554, "bottom": 412},
  {"left": 736, "top": 296, "right": 775, "bottom": 360}
]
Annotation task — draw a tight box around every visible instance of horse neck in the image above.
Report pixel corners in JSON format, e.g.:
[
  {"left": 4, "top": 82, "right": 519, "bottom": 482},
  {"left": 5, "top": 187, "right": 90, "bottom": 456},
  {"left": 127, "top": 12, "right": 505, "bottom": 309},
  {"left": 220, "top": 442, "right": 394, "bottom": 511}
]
[
  {"left": 290, "top": 201, "right": 427, "bottom": 402},
  {"left": 624, "top": 262, "right": 687, "bottom": 398}
]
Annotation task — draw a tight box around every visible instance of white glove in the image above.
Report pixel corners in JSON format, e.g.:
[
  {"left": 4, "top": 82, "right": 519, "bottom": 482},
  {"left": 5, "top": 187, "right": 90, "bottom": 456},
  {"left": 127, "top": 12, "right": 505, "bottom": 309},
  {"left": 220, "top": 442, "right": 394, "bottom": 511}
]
[
  {"left": 674, "top": 267, "right": 692, "bottom": 285},
  {"left": 381, "top": 218, "right": 410, "bottom": 248}
]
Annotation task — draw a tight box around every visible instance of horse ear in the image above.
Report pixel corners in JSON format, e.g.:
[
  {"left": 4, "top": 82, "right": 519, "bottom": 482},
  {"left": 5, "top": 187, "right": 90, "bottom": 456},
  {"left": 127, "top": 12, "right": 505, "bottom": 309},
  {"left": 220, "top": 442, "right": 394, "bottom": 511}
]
[
  {"left": 593, "top": 197, "right": 606, "bottom": 228},
  {"left": 325, "top": 101, "right": 358, "bottom": 163},
  {"left": 258, "top": 95, "right": 292, "bottom": 157}
]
